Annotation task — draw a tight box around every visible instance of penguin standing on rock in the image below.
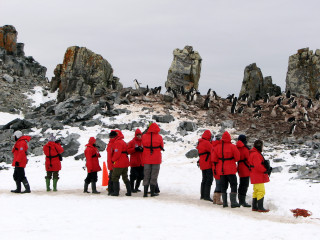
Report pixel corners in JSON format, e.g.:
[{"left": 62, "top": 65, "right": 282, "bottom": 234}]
[
  {"left": 307, "top": 99, "right": 313, "bottom": 109},
  {"left": 203, "top": 96, "right": 210, "bottom": 109},
  {"left": 134, "top": 79, "right": 141, "bottom": 90},
  {"left": 231, "top": 97, "right": 237, "bottom": 114},
  {"left": 289, "top": 123, "right": 296, "bottom": 135}
]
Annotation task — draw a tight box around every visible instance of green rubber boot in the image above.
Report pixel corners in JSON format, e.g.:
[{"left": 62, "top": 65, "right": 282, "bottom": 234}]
[
  {"left": 53, "top": 178, "right": 58, "bottom": 192},
  {"left": 46, "top": 178, "right": 51, "bottom": 192}
]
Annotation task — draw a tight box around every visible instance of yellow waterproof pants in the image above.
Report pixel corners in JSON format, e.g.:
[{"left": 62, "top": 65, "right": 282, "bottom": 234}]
[{"left": 252, "top": 183, "right": 265, "bottom": 200}]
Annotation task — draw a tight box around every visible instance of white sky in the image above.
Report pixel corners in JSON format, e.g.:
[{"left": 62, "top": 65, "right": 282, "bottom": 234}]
[{"left": 2, "top": 0, "right": 320, "bottom": 96}]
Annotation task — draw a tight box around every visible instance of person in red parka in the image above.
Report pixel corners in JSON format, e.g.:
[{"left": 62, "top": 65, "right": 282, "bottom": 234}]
[
  {"left": 11, "top": 131, "right": 32, "bottom": 194},
  {"left": 128, "top": 128, "right": 144, "bottom": 193},
  {"left": 106, "top": 130, "right": 118, "bottom": 195},
  {"left": 213, "top": 131, "right": 240, "bottom": 208},
  {"left": 11, "top": 131, "right": 31, "bottom": 193},
  {"left": 211, "top": 134, "right": 223, "bottom": 205},
  {"left": 43, "top": 135, "right": 64, "bottom": 192},
  {"left": 110, "top": 130, "right": 131, "bottom": 196},
  {"left": 248, "top": 140, "right": 270, "bottom": 212},
  {"left": 196, "top": 130, "right": 214, "bottom": 202},
  {"left": 142, "top": 122, "right": 164, "bottom": 197},
  {"left": 236, "top": 134, "right": 251, "bottom": 207},
  {"left": 84, "top": 137, "right": 101, "bottom": 194}
]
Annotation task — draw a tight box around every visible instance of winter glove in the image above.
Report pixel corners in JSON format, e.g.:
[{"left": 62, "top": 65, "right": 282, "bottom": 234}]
[
  {"left": 15, "top": 162, "right": 19, "bottom": 167},
  {"left": 58, "top": 154, "right": 63, "bottom": 161},
  {"left": 197, "top": 160, "right": 200, "bottom": 168}
]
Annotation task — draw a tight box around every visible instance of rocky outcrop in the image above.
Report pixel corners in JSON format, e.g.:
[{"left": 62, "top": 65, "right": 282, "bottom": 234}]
[
  {"left": 286, "top": 48, "right": 320, "bottom": 98},
  {"left": 165, "top": 46, "right": 202, "bottom": 91},
  {"left": 239, "top": 63, "right": 281, "bottom": 100},
  {"left": 0, "top": 25, "right": 47, "bottom": 113},
  {"left": 50, "top": 46, "right": 123, "bottom": 102}
]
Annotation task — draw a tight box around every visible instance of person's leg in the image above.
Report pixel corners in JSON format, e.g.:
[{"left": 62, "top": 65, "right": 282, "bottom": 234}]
[
  {"left": 91, "top": 172, "right": 100, "bottom": 194},
  {"left": 256, "top": 183, "right": 269, "bottom": 212},
  {"left": 111, "top": 168, "right": 121, "bottom": 196},
  {"left": 203, "top": 169, "right": 213, "bottom": 202},
  {"left": 220, "top": 175, "right": 228, "bottom": 207},
  {"left": 11, "top": 167, "right": 21, "bottom": 193},
  {"left": 45, "top": 171, "right": 53, "bottom": 191},
  {"left": 229, "top": 175, "right": 240, "bottom": 208},
  {"left": 238, "top": 177, "right": 251, "bottom": 207},
  {"left": 108, "top": 170, "right": 114, "bottom": 195},
  {"left": 84, "top": 172, "right": 92, "bottom": 193},
  {"left": 143, "top": 164, "right": 152, "bottom": 197},
  {"left": 52, "top": 171, "right": 59, "bottom": 191},
  {"left": 20, "top": 168, "right": 31, "bottom": 194},
  {"left": 150, "top": 164, "right": 160, "bottom": 197},
  {"left": 122, "top": 168, "right": 131, "bottom": 196}
]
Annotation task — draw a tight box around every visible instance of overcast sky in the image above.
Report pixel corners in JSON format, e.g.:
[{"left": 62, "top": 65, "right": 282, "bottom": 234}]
[{"left": 2, "top": 0, "right": 320, "bottom": 96}]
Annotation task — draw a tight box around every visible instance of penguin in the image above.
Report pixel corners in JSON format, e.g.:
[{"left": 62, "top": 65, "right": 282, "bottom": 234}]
[
  {"left": 247, "top": 98, "right": 254, "bottom": 108},
  {"left": 253, "top": 113, "right": 262, "bottom": 118},
  {"left": 264, "top": 93, "right": 270, "bottom": 103},
  {"left": 172, "top": 89, "right": 178, "bottom": 98},
  {"left": 180, "top": 86, "right": 185, "bottom": 95},
  {"left": 307, "top": 99, "right": 313, "bottom": 108},
  {"left": 143, "top": 85, "right": 150, "bottom": 95},
  {"left": 277, "top": 97, "right": 283, "bottom": 106},
  {"left": 253, "top": 105, "right": 262, "bottom": 113},
  {"left": 287, "top": 116, "right": 296, "bottom": 123},
  {"left": 105, "top": 101, "right": 111, "bottom": 111},
  {"left": 226, "top": 94, "right": 234, "bottom": 103},
  {"left": 212, "top": 91, "right": 218, "bottom": 100},
  {"left": 156, "top": 86, "right": 162, "bottom": 94},
  {"left": 134, "top": 79, "right": 140, "bottom": 90},
  {"left": 286, "top": 90, "right": 291, "bottom": 99},
  {"left": 207, "top": 88, "right": 212, "bottom": 95},
  {"left": 166, "top": 87, "right": 172, "bottom": 94},
  {"left": 203, "top": 96, "right": 210, "bottom": 109},
  {"left": 231, "top": 97, "right": 237, "bottom": 114},
  {"left": 291, "top": 101, "right": 297, "bottom": 109},
  {"left": 271, "top": 105, "right": 277, "bottom": 117},
  {"left": 186, "top": 92, "right": 192, "bottom": 102},
  {"left": 315, "top": 92, "right": 320, "bottom": 101},
  {"left": 287, "top": 97, "right": 295, "bottom": 105},
  {"left": 304, "top": 113, "right": 310, "bottom": 122},
  {"left": 112, "top": 81, "right": 116, "bottom": 90},
  {"left": 237, "top": 106, "right": 244, "bottom": 114},
  {"left": 289, "top": 123, "right": 296, "bottom": 135}
]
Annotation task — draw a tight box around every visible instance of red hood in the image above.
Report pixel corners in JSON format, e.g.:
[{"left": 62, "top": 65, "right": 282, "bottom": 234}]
[
  {"left": 147, "top": 123, "right": 160, "bottom": 133},
  {"left": 135, "top": 128, "right": 142, "bottom": 136},
  {"left": 236, "top": 140, "right": 244, "bottom": 148},
  {"left": 114, "top": 130, "right": 124, "bottom": 140},
  {"left": 86, "top": 137, "right": 96, "bottom": 147},
  {"left": 222, "top": 131, "right": 231, "bottom": 143},
  {"left": 47, "top": 141, "right": 58, "bottom": 147},
  {"left": 18, "top": 136, "right": 31, "bottom": 142},
  {"left": 201, "top": 130, "right": 212, "bottom": 141}
]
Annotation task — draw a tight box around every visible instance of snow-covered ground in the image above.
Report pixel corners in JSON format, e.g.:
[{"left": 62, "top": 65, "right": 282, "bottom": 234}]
[{"left": 0, "top": 87, "right": 320, "bottom": 240}]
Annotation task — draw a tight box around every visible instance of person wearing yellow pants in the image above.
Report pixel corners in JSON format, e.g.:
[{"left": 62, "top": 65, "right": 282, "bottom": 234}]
[{"left": 248, "top": 140, "right": 270, "bottom": 212}]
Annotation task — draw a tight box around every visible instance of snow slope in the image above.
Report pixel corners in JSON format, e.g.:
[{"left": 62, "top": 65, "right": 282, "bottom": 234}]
[{"left": 0, "top": 87, "right": 319, "bottom": 240}]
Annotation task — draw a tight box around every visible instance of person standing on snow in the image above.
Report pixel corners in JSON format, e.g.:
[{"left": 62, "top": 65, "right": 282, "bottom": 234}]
[
  {"left": 248, "top": 140, "right": 270, "bottom": 212},
  {"left": 106, "top": 130, "right": 117, "bottom": 195},
  {"left": 142, "top": 122, "right": 164, "bottom": 197},
  {"left": 43, "top": 135, "right": 64, "bottom": 192},
  {"left": 236, "top": 135, "right": 251, "bottom": 207},
  {"left": 11, "top": 131, "right": 32, "bottom": 194},
  {"left": 110, "top": 130, "right": 131, "bottom": 196},
  {"left": 213, "top": 131, "right": 240, "bottom": 208},
  {"left": 196, "top": 130, "right": 214, "bottom": 202},
  {"left": 84, "top": 137, "right": 101, "bottom": 194},
  {"left": 128, "top": 128, "right": 144, "bottom": 193},
  {"left": 211, "top": 134, "right": 223, "bottom": 205}
]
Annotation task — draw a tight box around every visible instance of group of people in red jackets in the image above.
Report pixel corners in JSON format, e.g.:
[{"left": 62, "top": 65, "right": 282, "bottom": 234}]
[
  {"left": 197, "top": 130, "right": 270, "bottom": 212},
  {"left": 84, "top": 122, "right": 164, "bottom": 197}
]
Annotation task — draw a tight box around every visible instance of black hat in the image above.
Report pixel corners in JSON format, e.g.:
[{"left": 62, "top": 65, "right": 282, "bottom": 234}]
[
  {"left": 238, "top": 134, "right": 247, "bottom": 143},
  {"left": 109, "top": 131, "right": 118, "bottom": 138}
]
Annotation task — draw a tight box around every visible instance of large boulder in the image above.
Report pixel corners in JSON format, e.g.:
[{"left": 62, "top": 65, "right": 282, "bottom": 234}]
[
  {"left": 239, "top": 63, "right": 281, "bottom": 100},
  {"left": 50, "top": 46, "right": 123, "bottom": 102},
  {"left": 165, "top": 46, "right": 202, "bottom": 91},
  {"left": 0, "top": 25, "right": 17, "bottom": 54},
  {"left": 286, "top": 48, "right": 320, "bottom": 98}
]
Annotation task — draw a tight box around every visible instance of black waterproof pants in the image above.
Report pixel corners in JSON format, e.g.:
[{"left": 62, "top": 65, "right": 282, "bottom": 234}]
[
  {"left": 238, "top": 176, "right": 250, "bottom": 196},
  {"left": 85, "top": 172, "right": 98, "bottom": 184},
  {"left": 220, "top": 174, "right": 238, "bottom": 193}
]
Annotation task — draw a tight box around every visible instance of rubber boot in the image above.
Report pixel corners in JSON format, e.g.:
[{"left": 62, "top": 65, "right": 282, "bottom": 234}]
[
  {"left": 252, "top": 198, "right": 258, "bottom": 211},
  {"left": 91, "top": 181, "right": 100, "bottom": 194},
  {"left": 150, "top": 185, "right": 159, "bottom": 197},
  {"left": 257, "top": 197, "right": 270, "bottom": 212},
  {"left": 46, "top": 178, "right": 51, "bottom": 192},
  {"left": 53, "top": 178, "right": 58, "bottom": 192},
  {"left": 200, "top": 182, "right": 205, "bottom": 200},
  {"left": 230, "top": 193, "right": 240, "bottom": 208},
  {"left": 108, "top": 179, "right": 114, "bottom": 195},
  {"left": 84, "top": 182, "right": 90, "bottom": 193},
  {"left": 125, "top": 181, "right": 132, "bottom": 196},
  {"left": 143, "top": 185, "right": 148, "bottom": 197},
  {"left": 155, "top": 184, "right": 160, "bottom": 194},
  {"left": 21, "top": 178, "right": 31, "bottom": 193},
  {"left": 111, "top": 182, "right": 120, "bottom": 196},
  {"left": 222, "top": 193, "right": 228, "bottom": 208},
  {"left": 134, "top": 179, "right": 142, "bottom": 192},
  {"left": 212, "top": 192, "right": 217, "bottom": 204},
  {"left": 130, "top": 178, "right": 137, "bottom": 193},
  {"left": 203, "top": 185, "right": 213, "bottom": 202},
  {"left": 239, "top": 195, "right": 251, "bottom": 207},
  {"left": 216, "top": 193, "right": 223, "bottom": 205},
  {"left": 11, "top": 181, "right": 21, "bottom": 193}
]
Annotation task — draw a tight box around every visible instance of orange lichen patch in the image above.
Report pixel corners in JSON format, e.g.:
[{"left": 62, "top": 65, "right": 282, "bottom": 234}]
[
  {"left": 290, "top": 208, "right": 312, "bottom": 218},
  {"left": 5, "top": 32, "right": 17, "bottom": 53},
  {"left": 0, "top": 27, "right": 4, "bottom": 48},
  {"left": 62, "top": 48, "right": 76, "bottom": 71}
]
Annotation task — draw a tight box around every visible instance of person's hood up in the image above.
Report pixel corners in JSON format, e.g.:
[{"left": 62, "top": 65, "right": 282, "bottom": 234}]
[
  {"left": 222, "top": 131, "right": 231, "bottom": 143},
  {"left": 147, "top": 123, "right": 160, "bottom": 133},
  {"left": 86, "top": 137, "right": 96, "bottom": 147},
  {"left": 201, "top": 130, "right": 212, "bottom": 141},
  {"left": 114, "top": 130, "right": 124, "bottom": 140},
  {"left": 236, "top": 140, "right": 244, "bottom": 148},
  {"left": 135, "top": 128, "right": 142, "bottom": 137},
  {"left": 18, "top": 136, "right": 31, "bottom": 142}
]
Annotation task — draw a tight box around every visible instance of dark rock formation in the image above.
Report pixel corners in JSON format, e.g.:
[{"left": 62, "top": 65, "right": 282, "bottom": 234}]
[
  {"left": 239, "top": 63, "right": 281, "bottom": 100},
  {"left": 0, "top": 25, "right": 17, "bottom": 54},
  {"left": 50, "top": 46, "right": 123, "bottom": 102},
  {"left": 165, "top": 46, "right": 201, "bottom": 91},
  {"left": 286, "top": 48, "right": 320, "bottom": 98}
]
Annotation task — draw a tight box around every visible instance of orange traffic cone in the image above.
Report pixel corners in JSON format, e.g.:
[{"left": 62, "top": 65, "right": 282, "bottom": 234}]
[{"left": 102, "top": 162, "right": 109, "bottom": 187}]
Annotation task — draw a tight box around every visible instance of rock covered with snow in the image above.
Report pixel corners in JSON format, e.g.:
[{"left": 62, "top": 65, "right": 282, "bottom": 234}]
[
  {"left": 286, "top": 47, "right": 320, "bottom": 98},
  {"left": 50, "top": 46, "right": 123, "bottom": 102},
  {"left": 165, "top": 45, "right": 202, "bottom": 91}
]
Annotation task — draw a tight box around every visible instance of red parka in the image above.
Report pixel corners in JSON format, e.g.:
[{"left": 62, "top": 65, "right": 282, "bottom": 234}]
[
  {"left": 211, "top": 140, "right": 221, "bottom": 180},
  {"left": 12, "top": 136, "right": 31, "bottom": 168},
  {"left": 111, "top": 130, "right": 130, "bottom": 168},
  {"left": 43, "top": 141, "right": 64, "bottom": 172},
  {"left": 236, "top": 140, "right": 250, "bottom": 178},
  {"left": 106, "top": 130, "right": 118, "bottom": 171},
  {"left": 212, "top": 131, "right": 240, "bottom": 175},
  {"left": 84, "top": 137, "right": 102, "bottom": 173},
  {"left": 196, "top": 130, "right": 213, "bottom": 170},
  {"left": 128, "top": 129, "right": 143, "bottom": 167},
  {"left": 248, "top": 147, "right": 270, "bottom": 184},
  {"left": 142, "top": 123, "right": 164, "bottom": 165}
]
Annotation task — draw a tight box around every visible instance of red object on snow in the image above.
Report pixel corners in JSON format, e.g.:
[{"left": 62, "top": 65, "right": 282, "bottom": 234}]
[{"left": 290, "top": 208, "right": 312, "bottom": 218}]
